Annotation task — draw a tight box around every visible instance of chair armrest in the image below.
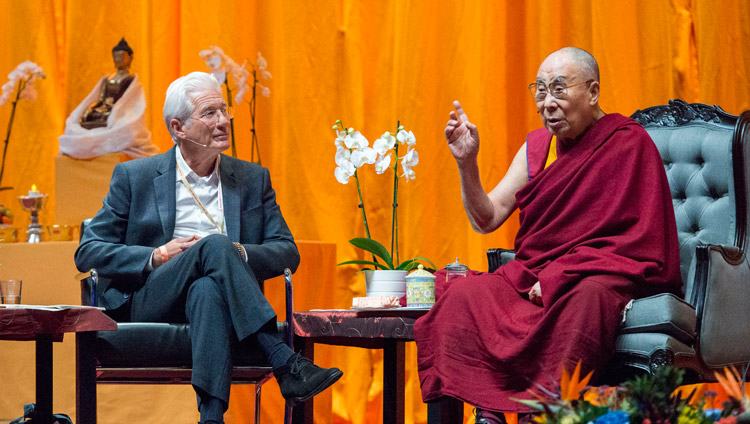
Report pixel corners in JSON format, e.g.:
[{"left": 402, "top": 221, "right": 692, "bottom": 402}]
[
  {"left": 265, "top": 268, "right": 294, "bottom": 348},
  {"left": 75, "top": 269, "right": 99, "bottom": 307},
  {"left": 487, "top": 248, "right": 516, "bottom": 272},
  {"left": 692, "top": 244, "right": 750, "bottom": 367}
]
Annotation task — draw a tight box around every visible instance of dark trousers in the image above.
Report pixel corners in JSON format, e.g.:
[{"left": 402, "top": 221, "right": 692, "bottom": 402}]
[{"left": 129, "top": 234, "right": 277, "bottom": 403}]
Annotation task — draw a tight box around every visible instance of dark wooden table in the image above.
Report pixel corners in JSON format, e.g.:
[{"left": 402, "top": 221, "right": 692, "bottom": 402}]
[
  {"left": 0, "top": 305, "right": 117, "bottom": 424},
  {"left": 291, "top": 308, "right": 430, "bottom": 424}
]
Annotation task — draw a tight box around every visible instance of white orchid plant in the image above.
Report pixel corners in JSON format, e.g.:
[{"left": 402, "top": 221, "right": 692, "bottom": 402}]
[
  {"left": 0, "top": 60, "right": 45, "bottom": 191},
  {"left": 333, "top": 120, "right": 435, "bottom": 271},
  {"left": 199, "top": 47, "right": 271, "bottom": 163}
]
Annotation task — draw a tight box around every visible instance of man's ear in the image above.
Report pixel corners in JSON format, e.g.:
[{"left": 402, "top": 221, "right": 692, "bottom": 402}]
[
  {"left": 170, "top": 118, "right": 186, "bottom": 140},
  {"left": 588, "top": 81, "right": 600, "bottom": 105}
]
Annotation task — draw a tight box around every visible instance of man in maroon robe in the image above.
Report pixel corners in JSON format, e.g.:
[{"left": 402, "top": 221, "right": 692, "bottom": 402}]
[{"left": 414, "top": 47, "right": 682, "bottom": 423}]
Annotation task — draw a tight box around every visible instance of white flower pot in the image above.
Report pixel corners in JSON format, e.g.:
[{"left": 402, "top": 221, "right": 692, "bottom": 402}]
[{"left": 364, "top": 270, "right": 407, "bottom": 298}]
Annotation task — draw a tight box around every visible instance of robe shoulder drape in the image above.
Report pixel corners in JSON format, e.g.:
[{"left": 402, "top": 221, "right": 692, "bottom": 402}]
[{"left": 414, "top": 113, "right": 682, "bottom": 412}]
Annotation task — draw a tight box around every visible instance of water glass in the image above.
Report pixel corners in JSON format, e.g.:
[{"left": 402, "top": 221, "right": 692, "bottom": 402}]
[{"left": 0, "top": 279, "right": 22, "bottom": 304}]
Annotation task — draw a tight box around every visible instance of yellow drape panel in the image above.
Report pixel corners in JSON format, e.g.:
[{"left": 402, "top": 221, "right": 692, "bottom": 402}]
[{"left": 2, "top": 1, "right": 750, "bottom": 423}]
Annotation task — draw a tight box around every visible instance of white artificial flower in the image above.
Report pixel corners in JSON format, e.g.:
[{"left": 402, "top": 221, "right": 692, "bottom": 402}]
[
  {"left": 0, "top": 60, "right": 45, "bottom": 106},
  {"left": 402, "top": 147, "right": 419, "bottom": 167},
  {"left": 261, "top": 70, "right": 272, "bottom": 80},
  {"left": 375, "top": 153, "right": 392, "bottom": 174},
  {"left": 400, "top": 147, "right": 418, "bottom": 181},
  {"left": 335, "top": 130, "right": 347, "bottom": 147},
  {"left": 397, "top": 129, "right": 416, "bottom": 146},
  {"left": 344, "top": 131, "right": 368, "bottom": 150},
  {"left": 373, "top": 132, "right": 396, "bottom": 155},
  {"left": 351, "top": 147, "right": 377, "bottom": 167},
  {"left": 335, "top": 153, "right": 356, "bottom": 183},
  {"left": 258, "top": 83, "right": 271, "bottom": 98},
  {"left": 335, "top": 146, "right": 351, "bottom": 166},
  {"left": 257, "top": 52, "right": 268, "bottom": 70},
  {"left": 401, "top": 161, "right": 416, "bottom": 181},
  {"left": 211, "top": 69, "right": 227, "bottom": 85}
]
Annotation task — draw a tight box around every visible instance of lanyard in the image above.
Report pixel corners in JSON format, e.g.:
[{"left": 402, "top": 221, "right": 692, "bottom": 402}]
[{"left": 176, "top": 159, "right": 225, "bottom": 234}]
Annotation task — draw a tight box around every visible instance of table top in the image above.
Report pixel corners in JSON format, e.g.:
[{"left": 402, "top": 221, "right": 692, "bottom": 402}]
[
  {"left": 293, "top": 309, "right": 430, "bottom": 348},
  {"left": 0, "top": 305, "right": 117, "bottom": 342}
]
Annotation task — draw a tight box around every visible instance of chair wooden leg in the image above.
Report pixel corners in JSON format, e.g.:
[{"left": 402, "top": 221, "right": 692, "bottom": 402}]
[{"left": 255, "top": 383, "right": 262, "bottom": 424}]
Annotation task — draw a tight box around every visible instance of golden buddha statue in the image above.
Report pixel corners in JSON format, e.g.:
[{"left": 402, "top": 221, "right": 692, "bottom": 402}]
[{"left": 79, "top": 38, "right": 135, "bottom": 129}]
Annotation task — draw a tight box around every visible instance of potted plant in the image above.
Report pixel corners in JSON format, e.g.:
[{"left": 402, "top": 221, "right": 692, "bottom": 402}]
[{"left": 332, "top": 121, "right": 436, "bottom": 297}]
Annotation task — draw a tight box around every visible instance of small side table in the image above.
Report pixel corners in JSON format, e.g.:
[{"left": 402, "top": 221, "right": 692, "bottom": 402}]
[
  {"left": 0, "top": 305, "right": 117, "bottom": 424},
  {"left": 292, "top": 308, "right": 429, "bottom": 424}
]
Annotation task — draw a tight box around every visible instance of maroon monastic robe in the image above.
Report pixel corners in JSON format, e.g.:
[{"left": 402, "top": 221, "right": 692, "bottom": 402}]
[{"left": 414, "top": 113, "right": 682, "bottom": 412}]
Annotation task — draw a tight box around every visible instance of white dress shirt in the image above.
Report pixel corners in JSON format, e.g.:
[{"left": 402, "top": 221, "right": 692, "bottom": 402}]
[{"left": 173, "top": 145, "right": 226, "bottom": 239}]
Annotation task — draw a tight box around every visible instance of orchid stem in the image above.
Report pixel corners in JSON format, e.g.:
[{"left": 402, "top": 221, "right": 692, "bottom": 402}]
[
  {"left": 249, "top": 68, "right": 261, "bottom": 165},
  {"left": 354, "top": 169, "right": 378, "bottom": 264},
  {"left": 224, "top": 80, "right": 237, "bottom": 158},
  {"left": 391, "top": 121, "right": 400, "bottom": 265},
  {"left": 0, "top": 79, "right": 24, "bottom": 189}
]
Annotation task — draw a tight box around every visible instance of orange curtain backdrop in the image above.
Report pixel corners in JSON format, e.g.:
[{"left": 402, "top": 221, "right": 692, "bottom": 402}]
[{"left": 1, "top": 1, "right": 750, "bottom": 423}]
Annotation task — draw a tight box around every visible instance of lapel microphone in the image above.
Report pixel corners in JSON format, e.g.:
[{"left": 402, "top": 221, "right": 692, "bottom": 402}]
[{"left": 185, "top": 137, "right": 209, "bottom": 148}]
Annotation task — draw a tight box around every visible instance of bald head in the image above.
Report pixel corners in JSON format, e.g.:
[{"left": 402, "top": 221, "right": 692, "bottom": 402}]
[
  {"left": 549, "top": 47, "right": 599, "bottom": 82},
  {"left": 535, "top": 47, "right": 605, "bottom": 142}
]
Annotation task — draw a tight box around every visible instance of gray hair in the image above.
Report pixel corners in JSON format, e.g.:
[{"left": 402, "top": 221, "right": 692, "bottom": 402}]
[
  {"left": 163, "top": 72, "right": 222, "bottom": 142},
  {"left": 555, "top": 47, "right": 600, "bottom": 82}
]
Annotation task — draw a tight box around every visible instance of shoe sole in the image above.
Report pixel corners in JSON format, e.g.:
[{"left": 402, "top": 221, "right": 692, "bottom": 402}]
[{"left": 285, "top": 368, "right": 344, "bottom": 408}]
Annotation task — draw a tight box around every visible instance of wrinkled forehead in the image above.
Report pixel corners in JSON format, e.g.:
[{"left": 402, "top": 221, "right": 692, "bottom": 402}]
[
  {"left": 190, "top": 89, "right": 225, "bottom": 111},
  {"left": 536, "top": 54, "right": 581, "bottom": 83}
]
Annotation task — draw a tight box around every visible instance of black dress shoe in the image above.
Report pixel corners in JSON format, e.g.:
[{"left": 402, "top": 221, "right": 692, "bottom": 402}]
[
  {"left": 274, "top": 352, "right": 344, "bottom": 407},
  {"left": 474, "top": 408, "right": 507, "bottom": 424}
]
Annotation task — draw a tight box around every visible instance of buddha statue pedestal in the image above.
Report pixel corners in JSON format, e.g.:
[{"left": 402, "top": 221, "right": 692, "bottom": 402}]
[{"left": 54, "top": 153, "right": 122, "bottom": 226}]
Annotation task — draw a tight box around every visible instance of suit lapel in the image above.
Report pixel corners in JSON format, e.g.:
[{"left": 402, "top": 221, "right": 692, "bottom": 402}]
[
  {"left": 221, "top": 156, "right": 241, "bottom": 242},
  {"left": 154, "top": 147, "right": 177, "bottom": 241}
]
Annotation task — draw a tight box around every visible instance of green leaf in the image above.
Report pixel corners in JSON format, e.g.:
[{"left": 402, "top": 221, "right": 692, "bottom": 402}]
[
  {"left": 412, "top": 256, "right": 438, "bottom": 270},
  {"left": 348, "top": 238, "right": 394, "bottom": 268},
  {"left": 395, "top": 260, "right": 418, "bottom": 271},
  {"left": 337, "top": 259, "right": 391, "bottom": 270}
]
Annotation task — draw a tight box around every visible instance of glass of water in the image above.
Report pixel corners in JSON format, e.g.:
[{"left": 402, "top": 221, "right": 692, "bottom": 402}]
[{"left": 0, "top": 279, "right": 22, "bottom": 304}]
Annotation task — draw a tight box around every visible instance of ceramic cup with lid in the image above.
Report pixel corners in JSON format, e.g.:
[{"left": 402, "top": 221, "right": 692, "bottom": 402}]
[{"left": 406, "top": 264, "right": 435, "bottom": 307}]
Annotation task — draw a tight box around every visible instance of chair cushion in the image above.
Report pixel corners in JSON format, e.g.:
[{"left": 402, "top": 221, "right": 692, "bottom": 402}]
[
  {"left": 620, "top": 293, "right": 696, "bottom": 345},
  {"left": 96, "top": 322, "right": 286, "bottom": 367}
]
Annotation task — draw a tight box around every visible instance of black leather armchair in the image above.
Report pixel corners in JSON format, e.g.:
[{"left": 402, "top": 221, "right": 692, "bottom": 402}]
[
  {"left": 75, "top": 220, "right": 294, "bottom": 424},
  {"left": 488, "top": 100, "right": 750, "bottom": 383}
]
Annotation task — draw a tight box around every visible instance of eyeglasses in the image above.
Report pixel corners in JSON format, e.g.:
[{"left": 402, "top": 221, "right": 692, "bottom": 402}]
[
  {"left": 528, "top": 80, "right": 593, "bottom": 102},
  {"left": 192, "top": 106, "right": 235, "bottom": 124}
]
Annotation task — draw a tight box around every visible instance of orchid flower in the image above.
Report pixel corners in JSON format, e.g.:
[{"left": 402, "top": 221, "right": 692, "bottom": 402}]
[
  {"left": 352, "top": 147, "right": 377, "bottom": 167},
  {"left": 344, "top": 131, "right": 369, "bottom": 150},
  {"left": 375, "top": 153, "right": 392, "bottom": 174},
  {"left": 396, "top": 129, "right": 416, "bottom": 146},
  {"left": 374, "top": 132, "right": 396, "bottom": 155},
  {"left": 0, "top": 61, "right": 45, "bottom": 106}
]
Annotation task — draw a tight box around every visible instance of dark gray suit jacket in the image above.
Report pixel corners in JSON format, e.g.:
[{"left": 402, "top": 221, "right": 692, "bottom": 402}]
[{"left": 75, "top": 146, "right": 300, "bottom": 310}]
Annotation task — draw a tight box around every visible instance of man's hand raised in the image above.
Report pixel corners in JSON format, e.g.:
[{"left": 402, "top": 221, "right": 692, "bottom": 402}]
[{"left": 445, "top": 100, "right": 480, "bottom": 166}]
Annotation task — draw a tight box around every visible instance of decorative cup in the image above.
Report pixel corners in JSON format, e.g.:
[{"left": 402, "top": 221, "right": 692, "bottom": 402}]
[
  {"left": 0, "top": 279, "right": 22, "bottom": 304},
  {"left": 47, "top": 224, "right": 77, "bottom": 242},
  {"left": 405, "top": 265, "right": 435, "bottom": 307},
  {"left": 18, "top": 193, "right": 48, "bottom": 243}
]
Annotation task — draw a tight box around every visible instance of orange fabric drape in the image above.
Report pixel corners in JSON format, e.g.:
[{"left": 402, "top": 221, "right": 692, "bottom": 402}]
[{"left": 1, "top": 1, "right": 749, "bottom": 423}]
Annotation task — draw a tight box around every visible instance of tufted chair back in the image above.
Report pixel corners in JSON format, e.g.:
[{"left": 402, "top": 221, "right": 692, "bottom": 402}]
[{"left": 631, "top": 100, "right": 750, "bottom": 299}]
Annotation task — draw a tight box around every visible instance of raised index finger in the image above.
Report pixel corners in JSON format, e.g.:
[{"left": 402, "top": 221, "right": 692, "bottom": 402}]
[{"left": 453, "top": 100, "right": 470, "bottom": 124}]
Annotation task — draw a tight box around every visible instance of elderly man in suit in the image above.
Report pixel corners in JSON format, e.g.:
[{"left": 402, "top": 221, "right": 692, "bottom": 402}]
[{"left": 75, "top": 71, "right": 342, "bottom": 424}]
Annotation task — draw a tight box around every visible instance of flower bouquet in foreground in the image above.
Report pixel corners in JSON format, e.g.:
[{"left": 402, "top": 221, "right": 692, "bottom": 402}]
[
  {"left": 514, "top": 363, "right": 750, "bottom": 424},
  {"left": 332, "top": 120, "right": 435, "bottom": 272}
]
